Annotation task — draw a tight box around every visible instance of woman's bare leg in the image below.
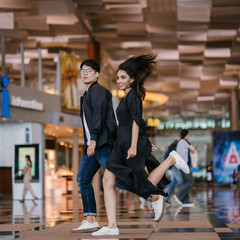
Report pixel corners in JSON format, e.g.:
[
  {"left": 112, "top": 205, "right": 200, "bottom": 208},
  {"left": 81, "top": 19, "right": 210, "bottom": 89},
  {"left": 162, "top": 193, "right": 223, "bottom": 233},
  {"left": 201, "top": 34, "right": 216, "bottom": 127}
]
[
  {"left": 148, "top": 156, "right": 175, "bottom": 198},
  {"left": 102, "top": 169, "right": 117, "bottom": 228}
]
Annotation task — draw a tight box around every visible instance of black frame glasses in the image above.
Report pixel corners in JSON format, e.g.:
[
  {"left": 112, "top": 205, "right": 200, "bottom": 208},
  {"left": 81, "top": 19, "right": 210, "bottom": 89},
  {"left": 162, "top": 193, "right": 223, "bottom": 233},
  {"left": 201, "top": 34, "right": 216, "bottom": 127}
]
[{"left": 80, "top": 68, "right": 93, "bottom": 74}]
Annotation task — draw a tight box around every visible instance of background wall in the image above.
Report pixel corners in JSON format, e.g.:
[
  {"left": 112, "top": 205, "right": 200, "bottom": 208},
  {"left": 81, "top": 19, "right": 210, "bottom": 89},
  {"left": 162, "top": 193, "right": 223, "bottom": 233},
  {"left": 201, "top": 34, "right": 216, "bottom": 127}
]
[{"left": 0, "top": 122, "right": 44, "bottom": 199}]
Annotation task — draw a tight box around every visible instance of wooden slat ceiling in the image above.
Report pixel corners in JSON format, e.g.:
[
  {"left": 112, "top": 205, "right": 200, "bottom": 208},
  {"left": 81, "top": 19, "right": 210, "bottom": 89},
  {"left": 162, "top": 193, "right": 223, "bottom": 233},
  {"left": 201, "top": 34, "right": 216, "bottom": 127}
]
[{"left": 0, "top": 0, "right": 239, "bottom": 119}]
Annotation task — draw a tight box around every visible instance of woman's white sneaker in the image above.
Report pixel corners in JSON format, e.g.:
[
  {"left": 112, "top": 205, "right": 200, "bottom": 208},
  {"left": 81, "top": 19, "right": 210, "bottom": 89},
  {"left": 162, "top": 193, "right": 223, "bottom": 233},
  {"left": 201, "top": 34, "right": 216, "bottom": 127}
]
[
  {"left": 169, "top": 150, "right": 190, "bottom": 174},
  {"left": 151, "top": 195, "right": 165, "bottom": 222},
  {"left": 91, "top": 226, "right": 119, "bottom": 236}
]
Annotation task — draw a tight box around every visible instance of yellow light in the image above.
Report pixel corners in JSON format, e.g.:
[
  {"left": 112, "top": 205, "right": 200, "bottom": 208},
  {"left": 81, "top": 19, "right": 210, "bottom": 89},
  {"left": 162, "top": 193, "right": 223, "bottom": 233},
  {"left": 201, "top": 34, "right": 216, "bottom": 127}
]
[
  {"left": 147, "top": 118, "right": 160, "bottom": 127},
  {"left": 60, "top": 141, "right": 65, "bottom": 146},
  {"left": 111, "top": 90, "right": 169, "bottom": 106}
]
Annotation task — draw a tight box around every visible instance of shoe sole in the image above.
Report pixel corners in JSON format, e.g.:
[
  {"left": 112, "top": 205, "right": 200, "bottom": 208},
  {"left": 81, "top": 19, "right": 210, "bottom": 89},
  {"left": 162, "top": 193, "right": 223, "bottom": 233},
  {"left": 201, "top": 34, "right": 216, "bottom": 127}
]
[
  {"left": 155, "top": 198, "right": 165, "bottom": 222},
  {"left": 173, "top": 195, "right": 183, "bottom": 205},
  {"left": 71, "top": 227, "right": 99, "bottom": 233},
  {"left": 92, "top": 232, "right": 119, "bottom": 236},
  {"left": 182, "top": 204, "right": 194, "bottom": 207}
]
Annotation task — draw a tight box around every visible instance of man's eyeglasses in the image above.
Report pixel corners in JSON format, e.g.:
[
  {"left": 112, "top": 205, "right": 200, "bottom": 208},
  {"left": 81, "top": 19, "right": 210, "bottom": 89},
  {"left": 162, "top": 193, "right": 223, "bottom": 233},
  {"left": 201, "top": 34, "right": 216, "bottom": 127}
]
[{"left": 80, "top": 68, "right": 93, "bottom": 74}]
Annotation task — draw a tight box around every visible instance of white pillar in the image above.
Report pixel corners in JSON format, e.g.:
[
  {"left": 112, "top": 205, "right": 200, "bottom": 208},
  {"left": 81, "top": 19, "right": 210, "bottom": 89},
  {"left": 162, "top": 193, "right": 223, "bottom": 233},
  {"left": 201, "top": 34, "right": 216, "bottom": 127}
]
[
  {"left": 20, "top": 42, "right": 25, "bottom": 87},
  {"left": 72, "top": 129, "right": 79, "bottom": 196},
  {"left": 1, "top": 36, "right": 5, "bottom": 76},
  {"left": 72, "top": 129, "right": 79, "bottom": 221},
  {"left": 56, "top": 55, "right": 61, "bottom": 95},
  {"left": 38, "top": 48, "right": 42, "bottom": 91}
]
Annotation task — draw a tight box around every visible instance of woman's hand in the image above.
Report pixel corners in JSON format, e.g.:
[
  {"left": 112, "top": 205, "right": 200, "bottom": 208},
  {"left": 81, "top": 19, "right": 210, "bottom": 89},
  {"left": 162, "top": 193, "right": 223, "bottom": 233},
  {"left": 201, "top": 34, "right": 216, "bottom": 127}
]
[
  {"left": 126, "top": 146, "right": 137, "bottom": 159},
  {"left": 151, "top": 144, "right": 158, "bottom": 152}
]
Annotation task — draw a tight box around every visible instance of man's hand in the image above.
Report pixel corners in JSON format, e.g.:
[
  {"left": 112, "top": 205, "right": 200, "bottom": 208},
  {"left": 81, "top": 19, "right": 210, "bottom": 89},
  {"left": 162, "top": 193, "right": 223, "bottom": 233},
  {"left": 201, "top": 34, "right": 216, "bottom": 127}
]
[{"left": 87, "top": 140, "right": 96, "bottom": 157}]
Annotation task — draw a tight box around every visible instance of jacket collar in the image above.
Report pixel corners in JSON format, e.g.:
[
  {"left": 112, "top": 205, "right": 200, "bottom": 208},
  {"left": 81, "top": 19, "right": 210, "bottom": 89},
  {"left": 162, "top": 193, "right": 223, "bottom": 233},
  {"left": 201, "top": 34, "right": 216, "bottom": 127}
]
[
  {"left": 88, "top": 81, "right": 98, "bottom": 91},
  {"left": 82, "top": 81, "right": 98, "bottom": 98}
]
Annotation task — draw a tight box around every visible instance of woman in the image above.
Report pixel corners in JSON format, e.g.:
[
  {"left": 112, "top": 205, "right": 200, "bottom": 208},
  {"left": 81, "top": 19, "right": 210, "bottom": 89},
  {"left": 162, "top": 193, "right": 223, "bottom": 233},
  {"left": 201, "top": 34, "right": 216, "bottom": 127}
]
[
  {"left": 92, "top": 54, "right": 189, "bottom": 236},
  {"left": 19, "top": 155, "right": 37, "bottom": 202}
]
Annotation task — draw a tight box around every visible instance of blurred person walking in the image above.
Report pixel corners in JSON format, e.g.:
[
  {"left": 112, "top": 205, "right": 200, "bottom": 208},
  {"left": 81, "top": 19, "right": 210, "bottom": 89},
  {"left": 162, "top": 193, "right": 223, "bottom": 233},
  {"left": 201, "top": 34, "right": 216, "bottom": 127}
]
[
  {"left": 165, "top": 135, "right": 183, "bottom": 205},
  {"left": 173, "top": 129, "right": 196, "bottom": 207},
  {"left": 19, "top": 155, "right": 37, "bottom": 202}
]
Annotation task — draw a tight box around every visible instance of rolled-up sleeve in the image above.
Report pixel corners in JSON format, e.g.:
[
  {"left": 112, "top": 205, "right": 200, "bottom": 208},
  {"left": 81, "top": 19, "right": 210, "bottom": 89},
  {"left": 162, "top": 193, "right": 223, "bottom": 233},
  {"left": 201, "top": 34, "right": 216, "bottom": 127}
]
[{"left": 126, "top": 91, "right": 143, "bottom": 127}]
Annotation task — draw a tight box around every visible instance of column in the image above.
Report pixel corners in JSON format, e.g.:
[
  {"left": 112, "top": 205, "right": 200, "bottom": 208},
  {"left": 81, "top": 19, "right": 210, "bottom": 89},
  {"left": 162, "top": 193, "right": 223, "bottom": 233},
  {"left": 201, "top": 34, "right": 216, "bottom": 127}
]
[
  {"left": 1, "top": 36, "right": 5, "bottom": 76},
  {"left": 72, "top": 129, "right": 79, "bottom": 220},
  {"left": 20, "top": 42, "right": 25, "bottom": 87},
  {"left": 88, "top": 40, "right": 100, "bottom": 63},
  {"left": 231, "top": 89, "right": 239, "bottom": 130},
  {"left": 56, "top": 55, "right": 61, "bottom": 95},
  {"left": 65, "top": 145, "right": 69, "bottom": 169},
  {"left": 41, "top": 124, "right": 45, "bottom": 199},
  {"left": 38, "top": 48, "right": 42, "bottom": 91}
]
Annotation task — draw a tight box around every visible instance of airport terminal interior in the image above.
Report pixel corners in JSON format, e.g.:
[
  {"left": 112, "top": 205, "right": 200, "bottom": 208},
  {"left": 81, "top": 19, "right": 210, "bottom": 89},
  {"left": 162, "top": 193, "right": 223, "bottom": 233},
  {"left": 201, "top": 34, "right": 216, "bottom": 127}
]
[{"left": 0, "top": 0, "right": 240, "bottom": 239}]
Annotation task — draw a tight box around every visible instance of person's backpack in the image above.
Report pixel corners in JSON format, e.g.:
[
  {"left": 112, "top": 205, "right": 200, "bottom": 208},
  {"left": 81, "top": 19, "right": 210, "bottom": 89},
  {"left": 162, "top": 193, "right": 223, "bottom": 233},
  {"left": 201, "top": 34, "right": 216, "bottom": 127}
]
[{"left": 164, "top": 139, "right": 178, "bottom": 160}]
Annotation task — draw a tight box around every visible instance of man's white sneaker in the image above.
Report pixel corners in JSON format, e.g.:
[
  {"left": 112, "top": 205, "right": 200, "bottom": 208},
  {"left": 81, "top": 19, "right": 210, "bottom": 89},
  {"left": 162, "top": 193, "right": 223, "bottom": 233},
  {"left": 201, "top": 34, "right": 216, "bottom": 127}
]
[
  {"left": 173, "top": 194, "right": 183, "bottom": 205},
  {"left": 151, "top": 195, "right": 165, "bottom": 222},
  {"left": 169, "top": 150, "right": 190, "bottom": 174},
  {"left": 182, "top": 202, "right": 194, "bottom": 207},
  {"left": 71, "top": 220, "right": 99, "bottom": 233},
  {"left": 91, "top": 226, "right": 119, "bottom": 236}
]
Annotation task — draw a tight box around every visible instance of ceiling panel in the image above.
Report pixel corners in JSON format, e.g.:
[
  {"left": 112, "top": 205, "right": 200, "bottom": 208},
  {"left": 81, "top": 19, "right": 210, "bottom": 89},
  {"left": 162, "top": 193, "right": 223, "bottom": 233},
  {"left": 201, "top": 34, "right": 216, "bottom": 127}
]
[
  {"left": 16, "top": 15, "right": 49, "bottom": 30},
  {"left": 37, "top": 0, "right": 68, "bottom": 16},
  {"left": 0, "top": 0, "right": 239, "bottom": 121}
]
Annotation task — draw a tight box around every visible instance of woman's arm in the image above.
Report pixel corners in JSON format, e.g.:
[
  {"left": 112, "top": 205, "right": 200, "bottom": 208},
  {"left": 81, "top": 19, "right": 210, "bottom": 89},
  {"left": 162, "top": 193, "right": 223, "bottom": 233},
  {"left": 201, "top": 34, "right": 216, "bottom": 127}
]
[{"left": 126, "top": 120, "right": 139, "bottom": 159}]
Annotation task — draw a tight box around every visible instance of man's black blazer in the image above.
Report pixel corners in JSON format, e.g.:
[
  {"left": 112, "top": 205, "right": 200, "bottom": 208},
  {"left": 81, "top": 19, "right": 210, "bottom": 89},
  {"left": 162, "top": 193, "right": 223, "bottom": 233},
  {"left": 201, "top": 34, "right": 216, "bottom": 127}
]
[{"left": 80, "top": 81, "right": 117, "bottom": 152}]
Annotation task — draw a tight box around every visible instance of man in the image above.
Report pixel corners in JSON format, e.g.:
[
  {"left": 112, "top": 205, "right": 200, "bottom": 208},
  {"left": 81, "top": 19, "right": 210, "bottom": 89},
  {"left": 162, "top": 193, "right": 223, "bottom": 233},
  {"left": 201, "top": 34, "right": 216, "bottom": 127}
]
[
  {"left": 165, "top": 135, "right": 183, "bottom": 205},
  {"left": 72, "top": 59, "right": 117, "bottom": 233},
  {"left": 72, "top": 59, "right": 164, "bottom": 233},
  {"left": 173, "top": 129, "right": 196, "bottom": 207}
]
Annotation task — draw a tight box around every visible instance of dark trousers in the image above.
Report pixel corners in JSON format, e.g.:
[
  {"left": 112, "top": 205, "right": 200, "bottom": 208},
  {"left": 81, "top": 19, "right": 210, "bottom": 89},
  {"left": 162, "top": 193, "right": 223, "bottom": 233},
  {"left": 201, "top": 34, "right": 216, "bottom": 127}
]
[{"left": 176, "top": 169, "right": 194, "bottom": 203}]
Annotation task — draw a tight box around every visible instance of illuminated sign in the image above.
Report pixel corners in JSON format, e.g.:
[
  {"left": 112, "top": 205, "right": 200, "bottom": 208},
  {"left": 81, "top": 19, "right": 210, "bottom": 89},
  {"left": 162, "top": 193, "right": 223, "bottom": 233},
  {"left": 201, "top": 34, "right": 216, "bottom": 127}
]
[
  {"left": 11, "top": 96, "right": 44, "bottom": 111},
  {"left": 147, "top": 118, "right": 160, "bottom": 127},
  {"left": 0, "top": 75, "right": 11, "bottom": 118}
]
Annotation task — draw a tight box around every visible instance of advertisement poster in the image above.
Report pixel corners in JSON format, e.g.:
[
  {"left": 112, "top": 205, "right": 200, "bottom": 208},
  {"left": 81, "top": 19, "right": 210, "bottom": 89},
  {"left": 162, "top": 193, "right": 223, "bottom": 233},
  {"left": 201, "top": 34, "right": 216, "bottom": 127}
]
[
  {"left": 60, "top": 51, "right": 85, "bottom": 115},
  {"left": 15, "top": 144, "right": 39, "bottom": 182},
  {"left": 213, "top": 131, "right": 240, "bottom": 183}
]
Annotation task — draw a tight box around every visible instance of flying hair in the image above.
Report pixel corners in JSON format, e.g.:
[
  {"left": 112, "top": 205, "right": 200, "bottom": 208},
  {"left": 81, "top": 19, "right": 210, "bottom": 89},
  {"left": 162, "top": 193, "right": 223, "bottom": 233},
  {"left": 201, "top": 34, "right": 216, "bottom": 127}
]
[{"left": 117, "top": 54, "right": 157, "bottom": 100}]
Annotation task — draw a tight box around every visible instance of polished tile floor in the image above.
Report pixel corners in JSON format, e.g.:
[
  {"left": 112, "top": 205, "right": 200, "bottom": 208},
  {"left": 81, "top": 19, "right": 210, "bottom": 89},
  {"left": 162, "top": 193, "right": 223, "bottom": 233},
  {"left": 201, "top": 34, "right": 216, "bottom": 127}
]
[{"left": 0, "top": 183, "right": 239, "bottom": 240}]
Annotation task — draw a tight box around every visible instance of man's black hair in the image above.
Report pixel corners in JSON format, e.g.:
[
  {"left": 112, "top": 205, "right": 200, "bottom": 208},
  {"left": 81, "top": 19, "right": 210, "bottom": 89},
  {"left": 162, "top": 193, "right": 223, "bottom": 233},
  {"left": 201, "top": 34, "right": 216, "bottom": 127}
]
[
  {"left": 80, "top": 59, "right": 100, "bottom": 74},
  {"left": 180, "top": 129, "right": 189, "bottom": 139}
]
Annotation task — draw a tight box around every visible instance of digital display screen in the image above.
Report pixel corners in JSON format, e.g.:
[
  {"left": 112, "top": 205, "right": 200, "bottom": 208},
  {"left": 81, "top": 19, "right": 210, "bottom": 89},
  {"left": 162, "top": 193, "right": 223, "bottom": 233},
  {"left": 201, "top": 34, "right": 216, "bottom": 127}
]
[
  {"left": 15, "top": 144, "right": 39, "bottom": 182},
  {"left": 213, "top": 131, "right": 240, "bottom": 183}
]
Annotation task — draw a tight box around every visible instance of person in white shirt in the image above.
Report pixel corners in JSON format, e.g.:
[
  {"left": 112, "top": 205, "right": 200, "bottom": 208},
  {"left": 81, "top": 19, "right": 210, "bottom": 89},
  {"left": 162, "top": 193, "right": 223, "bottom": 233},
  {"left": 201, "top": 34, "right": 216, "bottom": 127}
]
[{"left": 173, "top": 129, "right": 196, "bottom": 207}]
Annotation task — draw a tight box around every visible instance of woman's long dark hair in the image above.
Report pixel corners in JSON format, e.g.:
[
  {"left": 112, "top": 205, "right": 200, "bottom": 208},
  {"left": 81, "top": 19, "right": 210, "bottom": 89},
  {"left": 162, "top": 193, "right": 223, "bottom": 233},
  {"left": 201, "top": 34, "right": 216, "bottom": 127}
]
[
  {"left": 25, "top": 155, "right": 32, "bottom": 167},
  {"left": 117, "top": 54, "right": 157, "bottom": 100}
]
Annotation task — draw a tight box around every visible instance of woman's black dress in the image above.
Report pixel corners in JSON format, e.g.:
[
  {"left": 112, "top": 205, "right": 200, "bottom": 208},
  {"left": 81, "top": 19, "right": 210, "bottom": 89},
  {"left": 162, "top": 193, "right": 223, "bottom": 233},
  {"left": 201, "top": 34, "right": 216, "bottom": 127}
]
[{"left": 106, "top": 89, "right": 169, "bottom": 197}]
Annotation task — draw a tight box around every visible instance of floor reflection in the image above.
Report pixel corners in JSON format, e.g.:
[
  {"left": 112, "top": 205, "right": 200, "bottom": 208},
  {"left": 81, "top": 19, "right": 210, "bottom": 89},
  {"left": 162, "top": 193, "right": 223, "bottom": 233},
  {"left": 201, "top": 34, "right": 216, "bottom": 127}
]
[{"left": 0, "top": 183, "right": 239, "bottom": 240}]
